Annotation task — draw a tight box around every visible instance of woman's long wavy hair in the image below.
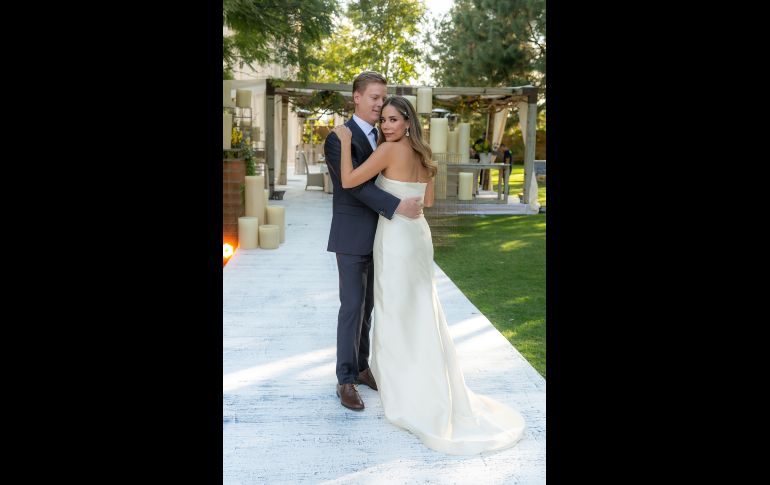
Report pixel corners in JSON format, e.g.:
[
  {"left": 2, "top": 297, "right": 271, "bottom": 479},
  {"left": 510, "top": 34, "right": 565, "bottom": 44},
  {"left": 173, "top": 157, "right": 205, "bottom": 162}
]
[{"left": 376, "top": 96, "right": 437, "bottom": 178}]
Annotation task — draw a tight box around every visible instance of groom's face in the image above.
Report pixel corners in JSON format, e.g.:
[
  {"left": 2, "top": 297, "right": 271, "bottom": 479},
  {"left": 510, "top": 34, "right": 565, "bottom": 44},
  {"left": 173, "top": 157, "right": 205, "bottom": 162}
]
[{"left": 353, "top": 82, "right": 387, "bottom": 125}]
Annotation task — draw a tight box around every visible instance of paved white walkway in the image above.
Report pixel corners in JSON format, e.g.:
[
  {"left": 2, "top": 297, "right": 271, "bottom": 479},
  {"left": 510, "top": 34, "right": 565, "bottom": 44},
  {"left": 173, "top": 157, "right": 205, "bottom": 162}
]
[{"left": 223, "top": 172, "right": 546, "bottom": 484}]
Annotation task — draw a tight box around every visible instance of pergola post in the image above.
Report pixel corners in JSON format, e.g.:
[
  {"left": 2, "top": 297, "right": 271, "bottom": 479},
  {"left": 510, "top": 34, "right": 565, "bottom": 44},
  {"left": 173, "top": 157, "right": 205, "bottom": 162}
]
[
  {"left": 522, "top": 86, "right": 538, "bottom": 204},
  {"left": 279, "top": 97, "right": 289, "bottom": 185},
  {"left": 265, "top": 79, "right": 276, "bottom": 196}
]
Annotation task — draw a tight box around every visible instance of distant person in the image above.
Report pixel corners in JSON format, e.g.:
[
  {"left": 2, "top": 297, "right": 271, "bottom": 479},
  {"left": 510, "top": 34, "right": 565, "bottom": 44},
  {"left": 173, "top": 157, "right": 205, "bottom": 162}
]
[
  {"left": 498, "top": 142, "right": 513, "bottom": 166},
  {"left": 473, "top": 132, "right": 491, "bottom": 189}
]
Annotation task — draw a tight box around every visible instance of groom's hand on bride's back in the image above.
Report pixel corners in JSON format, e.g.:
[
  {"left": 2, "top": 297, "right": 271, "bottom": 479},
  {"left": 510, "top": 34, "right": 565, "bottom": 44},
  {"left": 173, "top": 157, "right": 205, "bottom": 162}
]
[{"left": 395, "top": 196, "right": 423, "bottom": 218}]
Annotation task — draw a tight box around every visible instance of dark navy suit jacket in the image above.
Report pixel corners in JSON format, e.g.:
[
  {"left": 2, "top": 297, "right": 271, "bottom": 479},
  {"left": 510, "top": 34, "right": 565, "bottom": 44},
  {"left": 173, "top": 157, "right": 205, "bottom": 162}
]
[{"left": 324, "top": 118, "right": 401, "bottom": 255}]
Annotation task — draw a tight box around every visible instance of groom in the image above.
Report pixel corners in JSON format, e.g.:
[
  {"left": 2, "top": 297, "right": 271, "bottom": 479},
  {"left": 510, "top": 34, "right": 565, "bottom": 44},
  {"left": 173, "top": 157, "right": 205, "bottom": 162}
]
[{"left": 324, "top": 71, "right": 423, "bottom": 411}]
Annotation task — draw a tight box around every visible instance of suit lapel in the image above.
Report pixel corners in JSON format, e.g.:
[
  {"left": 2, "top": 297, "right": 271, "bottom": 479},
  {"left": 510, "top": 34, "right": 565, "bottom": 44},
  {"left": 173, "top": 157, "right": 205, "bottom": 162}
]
[{"left": 346, "top": 118, "right": 374, "bottom": 163}]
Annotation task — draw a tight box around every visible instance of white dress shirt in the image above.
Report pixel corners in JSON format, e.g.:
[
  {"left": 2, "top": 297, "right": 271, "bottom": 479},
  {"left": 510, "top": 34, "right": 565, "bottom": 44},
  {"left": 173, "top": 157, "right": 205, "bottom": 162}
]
[{"left": 352, "top": 114, "right": 378, "bottom": 151}]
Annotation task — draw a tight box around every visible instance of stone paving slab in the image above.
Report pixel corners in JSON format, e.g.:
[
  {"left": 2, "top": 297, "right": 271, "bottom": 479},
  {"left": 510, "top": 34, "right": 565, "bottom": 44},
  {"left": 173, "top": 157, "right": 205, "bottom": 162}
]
[{"left": 223, "top": 174, "right": 546, "bottom": 484}]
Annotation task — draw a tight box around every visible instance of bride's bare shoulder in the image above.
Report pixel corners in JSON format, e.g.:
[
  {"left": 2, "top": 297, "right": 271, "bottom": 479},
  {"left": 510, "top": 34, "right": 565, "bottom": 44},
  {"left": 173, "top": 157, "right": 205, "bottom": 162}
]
[
  {"left": 376, "top": 141, "right": 404, "bottom": 150},
  {"left": 375, "top": 141, "right": 410, "bottom": 156}
]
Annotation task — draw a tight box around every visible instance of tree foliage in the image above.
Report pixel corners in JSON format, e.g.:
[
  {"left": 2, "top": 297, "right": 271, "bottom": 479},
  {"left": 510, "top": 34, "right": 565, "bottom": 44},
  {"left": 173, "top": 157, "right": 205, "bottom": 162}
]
[
  {"left": 426, "top": 0, "right": 545, "bottom": 89},
  {"left": 308, "top": 0, "right": 427, "bottom": 84},
  {"left": 222, "top": 0, "right": 339, "bottom": 80},
  {"left": 306, "top": 25, "right": 365, "bottom": 83}
]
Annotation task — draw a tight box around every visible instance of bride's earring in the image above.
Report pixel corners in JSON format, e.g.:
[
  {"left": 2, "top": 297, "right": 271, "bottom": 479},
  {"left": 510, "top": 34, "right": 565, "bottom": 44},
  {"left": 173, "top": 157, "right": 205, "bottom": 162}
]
[{"left": 406, "top": 127, "right": 410, "bottom": 137}]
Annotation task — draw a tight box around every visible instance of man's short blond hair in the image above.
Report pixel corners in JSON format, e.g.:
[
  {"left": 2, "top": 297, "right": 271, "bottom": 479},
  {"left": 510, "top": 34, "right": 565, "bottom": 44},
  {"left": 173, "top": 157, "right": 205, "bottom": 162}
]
[{"left": 352, "top": 71, "right": 387, "bottom": 95}]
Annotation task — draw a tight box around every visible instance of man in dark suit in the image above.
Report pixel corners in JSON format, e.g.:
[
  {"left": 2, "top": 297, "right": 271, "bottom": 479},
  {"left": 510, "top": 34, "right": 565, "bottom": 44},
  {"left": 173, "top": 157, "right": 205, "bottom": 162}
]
[{"left": 324, "top": 71, "right": 423, "bottom": 411}]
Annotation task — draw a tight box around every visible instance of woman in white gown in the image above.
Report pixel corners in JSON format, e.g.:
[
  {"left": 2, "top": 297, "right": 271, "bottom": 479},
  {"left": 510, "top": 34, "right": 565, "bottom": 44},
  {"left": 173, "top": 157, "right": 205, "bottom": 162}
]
[{"left": 332, "top": 96, "right": 525, "bottom": 455}]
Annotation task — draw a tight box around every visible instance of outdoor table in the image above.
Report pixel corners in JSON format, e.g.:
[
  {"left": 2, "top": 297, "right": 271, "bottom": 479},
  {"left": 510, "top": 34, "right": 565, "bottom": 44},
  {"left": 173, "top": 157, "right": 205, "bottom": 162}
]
[{"left": 446, "top": 163, "right": 510, "bottom": 202}]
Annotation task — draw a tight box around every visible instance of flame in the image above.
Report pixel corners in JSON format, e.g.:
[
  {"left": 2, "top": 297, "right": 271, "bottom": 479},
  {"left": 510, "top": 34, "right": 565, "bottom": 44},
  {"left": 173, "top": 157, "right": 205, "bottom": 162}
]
[{"left": 223, "top": 243, "right": 234, "bottom": 259}]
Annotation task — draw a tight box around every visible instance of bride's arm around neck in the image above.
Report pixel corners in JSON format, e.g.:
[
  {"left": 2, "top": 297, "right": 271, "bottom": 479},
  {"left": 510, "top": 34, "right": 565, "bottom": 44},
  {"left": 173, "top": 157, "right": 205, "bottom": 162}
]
[{"left": 339, "top": 137, "right": 395, "bottom": 189}]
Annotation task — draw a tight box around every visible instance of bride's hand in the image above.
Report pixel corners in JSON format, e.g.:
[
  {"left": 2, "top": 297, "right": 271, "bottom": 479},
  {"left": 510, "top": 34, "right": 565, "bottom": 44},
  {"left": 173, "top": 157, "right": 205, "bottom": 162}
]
[{"left": 332, "top": 125, "right": 352, "bottom": 144}]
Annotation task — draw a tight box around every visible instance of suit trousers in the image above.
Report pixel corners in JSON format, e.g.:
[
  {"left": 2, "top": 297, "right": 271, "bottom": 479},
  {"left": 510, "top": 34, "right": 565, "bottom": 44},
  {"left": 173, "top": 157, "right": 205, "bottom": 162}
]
[{"left": 335, "top": 252, "right": 375, "bottom": 384}]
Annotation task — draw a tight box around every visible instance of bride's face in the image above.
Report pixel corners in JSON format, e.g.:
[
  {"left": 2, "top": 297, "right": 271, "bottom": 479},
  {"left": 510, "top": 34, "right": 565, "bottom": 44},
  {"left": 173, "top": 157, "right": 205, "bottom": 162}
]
[{"left": 379, "top": 105, "right": 409, "bottom": 142}]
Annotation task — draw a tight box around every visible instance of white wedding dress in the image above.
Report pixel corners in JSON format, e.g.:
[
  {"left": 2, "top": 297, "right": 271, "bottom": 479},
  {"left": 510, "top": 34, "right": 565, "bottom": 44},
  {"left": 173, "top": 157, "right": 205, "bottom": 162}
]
[{"left": 369, "top": 174, "right": 526, "bottom": 455}]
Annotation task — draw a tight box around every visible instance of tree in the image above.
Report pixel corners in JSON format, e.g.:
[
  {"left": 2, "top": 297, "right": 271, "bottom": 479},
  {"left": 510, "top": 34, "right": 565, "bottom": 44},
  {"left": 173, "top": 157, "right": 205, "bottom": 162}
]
[
  {"left": 223, "top": 0, "right": 339, "bottom": 80},
  {"left": 308, "top": 0, "right": 428, "bottom": 84},
  {"left": 425, "top": 0, "right": 545, "bottom": 89},
  {"left": 306, "top": 25, "right": 365, "bottom": 83}
]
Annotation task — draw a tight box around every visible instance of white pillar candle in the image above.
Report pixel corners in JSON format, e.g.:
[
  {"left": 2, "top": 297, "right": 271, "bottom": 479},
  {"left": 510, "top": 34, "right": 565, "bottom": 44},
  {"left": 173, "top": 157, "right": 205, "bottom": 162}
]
[
  {"left": 264, "top": 188, "right": 269, "bottom": 208},
  {"left": 266, "top": 205, "right": 286, "bottom": 243},
  {"left": 447, "top": 129, "right": 459, "bottom": 154},
  {"left": 429, "top": 117, "right": 448, "bottom": 154},
  {"left": 245, "top": 175, "right": 267, "bottom": 225},
  {"left": 458, "top": 122, "right": 471, "bottom": 163},
  {"left": 223, "top": 80, "right": 234, "bottom": 107},
  {"left": 404, "top": 95, "right": 417, "bottom": 110},
  {"left": 223, "top": 112, "right": 232, "bottom": 150},
  {"left": 458, "top": 172, "right": 474, "bottom": 200},
  {"left": 238, "top": 217, "right": 259, "bottom": 249},
  {"left": 416, "top": 87, "right": 433, "bottom": 114},
  {"left": 236, "top": 89, "right": 252, "bottom": 108},
  {"left": 259, "top": 225, "right": 280, "bottom": 249}
]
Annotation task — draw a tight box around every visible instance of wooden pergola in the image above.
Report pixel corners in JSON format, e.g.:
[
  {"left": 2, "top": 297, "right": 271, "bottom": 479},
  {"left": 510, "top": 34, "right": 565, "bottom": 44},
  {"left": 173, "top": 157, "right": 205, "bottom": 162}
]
[{"left": 261, "top": 79, "right": 539, "bottom": 205}]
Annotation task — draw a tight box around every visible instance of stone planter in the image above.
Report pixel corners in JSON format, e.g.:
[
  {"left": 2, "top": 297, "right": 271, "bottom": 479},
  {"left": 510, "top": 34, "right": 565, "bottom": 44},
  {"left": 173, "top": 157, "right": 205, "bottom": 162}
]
[{"left": 478, "top": 152, "right": 497, "bottom": 164}]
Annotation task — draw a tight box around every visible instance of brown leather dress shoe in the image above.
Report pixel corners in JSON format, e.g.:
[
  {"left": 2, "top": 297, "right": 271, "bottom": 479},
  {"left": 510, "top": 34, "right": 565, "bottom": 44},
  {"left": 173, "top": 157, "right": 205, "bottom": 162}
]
[
  {"left": 355, "top": 368, "right": 378, "bottom": 391},
  {"left": 336, "top": 383, "right": 364, "bottom": 411}
]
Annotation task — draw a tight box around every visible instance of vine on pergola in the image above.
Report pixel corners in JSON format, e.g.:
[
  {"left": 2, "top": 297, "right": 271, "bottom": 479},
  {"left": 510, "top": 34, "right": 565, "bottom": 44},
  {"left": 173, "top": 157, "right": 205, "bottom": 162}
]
[{"left": 291, "top": 90, "right": 351, "bottom": 118}]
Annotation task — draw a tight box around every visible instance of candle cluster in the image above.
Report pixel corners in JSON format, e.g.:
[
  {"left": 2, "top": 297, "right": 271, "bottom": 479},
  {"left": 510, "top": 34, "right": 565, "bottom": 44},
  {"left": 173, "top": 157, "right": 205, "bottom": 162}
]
[{"left": 238, "top": 176, "right": 286, "bottom": 250}]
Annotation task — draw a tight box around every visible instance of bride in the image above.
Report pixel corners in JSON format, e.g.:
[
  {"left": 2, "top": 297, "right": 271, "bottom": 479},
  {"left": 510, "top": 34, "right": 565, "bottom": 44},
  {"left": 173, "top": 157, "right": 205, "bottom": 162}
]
[{"left": 332, "top": 96, "right": 525, "bottom": 455}]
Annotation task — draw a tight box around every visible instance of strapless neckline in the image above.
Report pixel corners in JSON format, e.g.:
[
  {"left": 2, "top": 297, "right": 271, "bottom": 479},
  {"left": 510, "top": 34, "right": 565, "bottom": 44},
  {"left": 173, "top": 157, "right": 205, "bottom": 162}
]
[{"left": 379, "top": 173, "right": 427, "bottom": 185}]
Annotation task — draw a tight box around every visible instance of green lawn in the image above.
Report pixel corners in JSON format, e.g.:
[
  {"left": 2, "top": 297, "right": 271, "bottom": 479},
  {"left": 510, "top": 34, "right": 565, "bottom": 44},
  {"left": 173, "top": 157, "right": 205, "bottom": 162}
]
[
  {"left": 432, "top": 214, "right": 546, "bottom": 378},
  {"left": 489, "top": 164, "right": 547, "bottom": 207}
]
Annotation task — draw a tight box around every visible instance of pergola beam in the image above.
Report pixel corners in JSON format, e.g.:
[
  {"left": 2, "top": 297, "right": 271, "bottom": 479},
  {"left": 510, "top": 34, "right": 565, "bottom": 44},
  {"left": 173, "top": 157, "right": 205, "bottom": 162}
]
[
  {"left": 433, "top": 87, "right": 526, "bottom": 96},
  {"left": 261, "top": 79, "right": 540, "bottom": 208},
  {"left": 278, "top": 81, "right": 533, "bottom": 98},
  {"left": 280, "top": 81, "right": 352, "bottom": 92}
]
